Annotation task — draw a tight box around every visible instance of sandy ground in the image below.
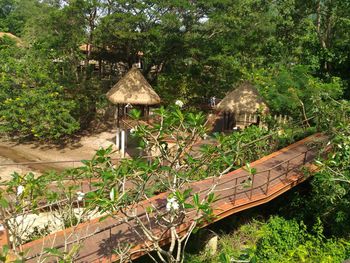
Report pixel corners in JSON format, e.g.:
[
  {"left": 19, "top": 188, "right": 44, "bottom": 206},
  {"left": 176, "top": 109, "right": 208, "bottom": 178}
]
[
  {"left": 0, "top": 129, "right": 125, "bottom": 244},
  {"left": 0, "top": 129, "right": 128, "bottom": 180},
  {"left": 0, "top": 155, "right": 39, "bottom": 181}
]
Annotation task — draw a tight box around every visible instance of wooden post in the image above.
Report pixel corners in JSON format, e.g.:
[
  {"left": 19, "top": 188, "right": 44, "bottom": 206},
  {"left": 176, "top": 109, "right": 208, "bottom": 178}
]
[
  {"left": 228, "top": 112, "right": 232, "bottom": 130},
  {"left": 244, "top": 113, "right": 247, "bottom": 127},
  {"left": 115, "top": 128, "right": 120, "bottom": 150},
  {"left": 121, "top": 129, "right": 126, "bottom": 157},
  {"left": 285, "top": 160, "right": 290, "bottom": 179},
  {"left": 233, "top": 177, "right": 238, "bottom": 204},
  {"left": 222, "top": 112, "right": 226, "bottom": 132},
  {"left": 303, "top": 151, "right": 308, "bottom": 164},
  {"left": 147, "top": 105, "right": 150, "bottom": 121},
  {"left": 265, "top": 170, "right": 271, "bottom": 195},
  {"left": 116, "top": 104, "right": 120, "bottom": 129},
  {"left": 249, "top": 173, "right": 255, "bottom": 200}
]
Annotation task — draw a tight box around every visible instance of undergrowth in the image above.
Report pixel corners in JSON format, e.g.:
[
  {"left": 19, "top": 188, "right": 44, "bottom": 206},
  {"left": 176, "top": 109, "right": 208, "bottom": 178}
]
[{"left": 185, "top": 216, "right": 350, "bottom": 263}]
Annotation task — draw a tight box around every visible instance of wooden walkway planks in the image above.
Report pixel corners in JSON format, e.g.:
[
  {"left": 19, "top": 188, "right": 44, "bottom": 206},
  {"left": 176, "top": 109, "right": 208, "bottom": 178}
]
[{"left": 21, "top": 133, "right": 327, "bottom": 262}]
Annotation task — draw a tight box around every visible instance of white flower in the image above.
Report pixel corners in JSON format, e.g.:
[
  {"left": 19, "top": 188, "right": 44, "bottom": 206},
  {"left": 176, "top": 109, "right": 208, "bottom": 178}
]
[
  {"left": 110, "top": 188, "right": 115, "bottom": 201},
  {"left": 166, "top": 197, "right": 179, "bottom": 211},
  {"left": 203, "top": 133, "right": 208, "bottom": 139},
  {"left": 77, "top": 191, "right": 85, "bottom": 202},
  {"left": 175, "top": 100, "right": 184, "bottom": 108},
  {"left": 0, "top": 224, "right": 5, "bottom": 231},
  {"left": 179, "top": 25, "right": 186, "bottom": 32},
  {"left": 166, "top": 202, "right": 172, "bottom": 211},
  {"left": 172, "top": 201, "right": 179, "bottom": 210},
  {"left": 130, "top": 127, "right": 137, "bottom": 134},
  {"left": 160, "top": 143, "right": 168, "bottom": 151},
  {"left": 17, "top": 185, "right": 24, "bottom": 196},
  {"left": 168, "top": 197, "right": 176, "bottom": 203}
]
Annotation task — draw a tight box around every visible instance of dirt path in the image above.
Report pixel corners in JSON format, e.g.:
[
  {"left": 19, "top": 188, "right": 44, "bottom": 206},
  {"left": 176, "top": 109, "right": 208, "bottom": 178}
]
[{"left": 0, "top": 130, "right": 125, "bottom": 179}]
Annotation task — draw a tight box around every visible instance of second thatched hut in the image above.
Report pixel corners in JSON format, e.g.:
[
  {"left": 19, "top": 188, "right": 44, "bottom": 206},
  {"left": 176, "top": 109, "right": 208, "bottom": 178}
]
[
  {"left": 215, "top": 82, "right": 269, "bottom": 131},
  {"left": 106, "top": 67, "right": 161, "bottom": 156}
]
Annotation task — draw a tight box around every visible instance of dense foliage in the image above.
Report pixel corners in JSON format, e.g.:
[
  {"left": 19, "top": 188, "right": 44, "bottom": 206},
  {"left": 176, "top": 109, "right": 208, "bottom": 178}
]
[
  {"left": 0, "top": 0, "right": 349, "bottom": 139},
  {"left": 0, "top": 35, "right": 80, "bottom": 140},
  {"left": 1, "top": 0, "right": 350, "bottom": 262},
  {"left": 186, "top": 217, "right": 350, "bottom": 263}
]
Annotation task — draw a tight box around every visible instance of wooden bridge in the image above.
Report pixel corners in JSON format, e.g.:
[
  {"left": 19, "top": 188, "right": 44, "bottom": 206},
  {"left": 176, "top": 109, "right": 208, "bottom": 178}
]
[{"left": 4, "top": 133, "right": 327, "bottom": 262}]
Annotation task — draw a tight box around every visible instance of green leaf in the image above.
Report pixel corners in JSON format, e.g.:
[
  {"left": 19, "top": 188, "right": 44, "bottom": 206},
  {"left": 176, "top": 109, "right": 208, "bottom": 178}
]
[
  {"left": 0, "top": 198, "right": 9, "bottom": 208},
  {"left": 193, "top": 194, "right": 199, "bottom": 206},
  {"left": 129, "top": 109, "right": 141, "bottom": 119},
  {"left": 44, "top": 248, "right": 63, "bottom": 257},
  {"left": 184, "top": 203, "right": 194, "bottom": 209},
  {"left": 207, "top": 192, "right": 216, "bottom": 203}
]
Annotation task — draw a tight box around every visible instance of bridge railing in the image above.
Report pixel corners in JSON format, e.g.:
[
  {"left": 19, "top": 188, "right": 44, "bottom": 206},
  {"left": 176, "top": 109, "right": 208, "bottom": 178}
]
[
  {"left": 0, "top": 127, "right": 314, "bottom": 218},
  {"left": 206, "top": 147, "right": 313, "bottom": 206},
  {"left": 18, "top": 135, "right": 321, "bottom": 262}
]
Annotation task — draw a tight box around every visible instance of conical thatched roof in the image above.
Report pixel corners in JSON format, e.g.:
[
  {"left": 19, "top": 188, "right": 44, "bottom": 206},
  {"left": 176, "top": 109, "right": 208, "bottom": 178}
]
[
  {"left": 216, "top": 82, "right": 269, "bottom": 114},
  {"left": 106, "top": 67, "right": 161, "bottom": 105}
]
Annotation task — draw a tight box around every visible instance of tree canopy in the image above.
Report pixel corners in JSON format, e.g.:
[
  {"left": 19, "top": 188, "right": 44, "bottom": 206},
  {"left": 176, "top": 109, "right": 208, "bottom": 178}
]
[{"left": 0, "top": 0, "right": 349, "bottom": 140}]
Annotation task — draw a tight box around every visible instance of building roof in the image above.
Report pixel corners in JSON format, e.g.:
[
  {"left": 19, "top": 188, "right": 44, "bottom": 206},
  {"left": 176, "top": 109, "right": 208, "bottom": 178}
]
[
  {"left": 216, "top": 82, "right": 269, "bottom": 114},
  {"left": 79, "top": 43, "right": 96, "bottom": 53},
  {"left": 106, "top": 67, "right": 161, "bottom": 105}
]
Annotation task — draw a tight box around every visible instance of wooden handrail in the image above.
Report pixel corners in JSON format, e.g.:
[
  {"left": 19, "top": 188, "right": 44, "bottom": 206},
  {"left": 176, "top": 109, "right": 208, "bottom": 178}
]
[
  {"left": 18, "top": 134, "right": 323, "bottom": 262},
  {"left": 211, "top": 150, "right": 311, "bottom": 206}
]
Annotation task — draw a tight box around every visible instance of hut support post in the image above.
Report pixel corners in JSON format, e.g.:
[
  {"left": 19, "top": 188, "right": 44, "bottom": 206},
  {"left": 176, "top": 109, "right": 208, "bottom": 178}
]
[
  {"left": 115, "top": 128, "right": 120, "bottom": 150},
  {"left": 121, "top": 129, "right": 126, "bottom": 157},
  {"left": 146, "top": 105, "right": 150, "bottom": 121},
  {"left": 227, "top": 112, "right": 231, "bottom": 130},
  {"left": 115, "top": 105, "right": 121, "bottom": 150},
  {"left": 116, "top": 104, "right": 120, "bottom": 129},
  {"left": 222, "top": 112, "right": 226, "bottom": 132}
]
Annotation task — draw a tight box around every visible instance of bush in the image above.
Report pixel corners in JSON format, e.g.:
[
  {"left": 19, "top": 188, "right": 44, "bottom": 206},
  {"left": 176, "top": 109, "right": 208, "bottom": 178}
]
[
  {"left": 0, "top": 84, "right": 80, "bottom": 140},
  {"left": 186, "top": 217, "right": 350, "bottom": 263},
  {"left": 0, "top": 41, "right": 80, "bottom": 140},
  {"left": 255, "top": 217, "right": 350, "bottom": 263},
  {"left": 255, "top": 216, "right": 306, "bottom": 261}
]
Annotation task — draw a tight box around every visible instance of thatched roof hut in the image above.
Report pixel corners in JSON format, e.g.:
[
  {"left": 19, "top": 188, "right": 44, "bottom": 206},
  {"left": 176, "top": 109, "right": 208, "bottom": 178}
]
[
  {"left": 106, "top": 67, "right": 161, "bottom": 105},
  {"left": 216, "top": 82, "right": 269, "bottom": 114}
]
